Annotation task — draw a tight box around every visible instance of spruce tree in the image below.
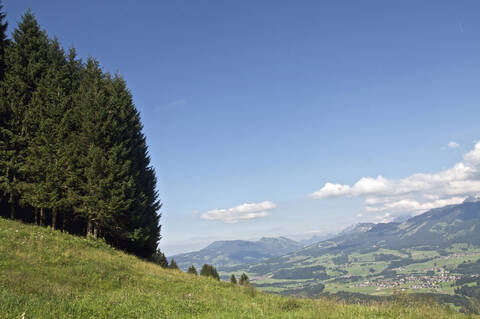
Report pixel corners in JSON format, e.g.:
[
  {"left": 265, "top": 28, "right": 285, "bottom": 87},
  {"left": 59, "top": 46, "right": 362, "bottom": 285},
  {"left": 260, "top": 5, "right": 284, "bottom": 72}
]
[
  {"left": 230, "top": 274, "right": 237, "bottom": 284},
  {"left": 0, "top": 11, "right": 50, "bottom": 220},
  {"left": 0, "top": 1, "right": 9, "bottom": 213},
  {"left": 151, "top": 249, "right": 168, "bottom": 268},
  {"left": 239, "top": 273, "right": 249, "bottom": 285},
  {"left": 23, "top": 37, "right": 70, "bottom": 229},
  {"left": 54, "top": 46, "right": 83, "bottom": 231},
  {"left": 187, "top": 265, "right": 198, "bottom": 275},
  {"left": 200, "top": 264, "right": 220, "bottom": 280},
  {"left": 72, "top": 58, "right": 118, "bottom": 238},
  {"left": 103, "top": 74, "right": 161, "bottom": 257},
  {"left": 168, "top": 258, "right": 179, "bottom": 270},
  {"left": 0, "top": 0, "right": 9, "bottom": 80}
]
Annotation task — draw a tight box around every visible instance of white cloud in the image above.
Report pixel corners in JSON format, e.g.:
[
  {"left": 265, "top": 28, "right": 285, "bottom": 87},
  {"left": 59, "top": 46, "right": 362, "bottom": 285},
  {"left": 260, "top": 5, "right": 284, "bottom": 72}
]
[
  {"left": 200, "top": 201, "right": 276, "bottom": 223},
  {"left": 375, "top": 212, "right": 394, "bottom": 223},
  {"left": 448, "top": 141, "right": 460, "bottom": 149},
  {"left": 310, "top": 183, "right": 351, "bottom": 199},
  {"left": 311, "top": 141, "right": 480, "bottom": 216}
]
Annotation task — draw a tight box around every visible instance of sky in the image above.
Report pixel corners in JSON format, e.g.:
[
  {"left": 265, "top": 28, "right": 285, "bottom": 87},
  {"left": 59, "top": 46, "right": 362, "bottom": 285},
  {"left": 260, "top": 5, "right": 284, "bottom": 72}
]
[{"left": 4, "top": 1, "right": 480, "bottom": 255}]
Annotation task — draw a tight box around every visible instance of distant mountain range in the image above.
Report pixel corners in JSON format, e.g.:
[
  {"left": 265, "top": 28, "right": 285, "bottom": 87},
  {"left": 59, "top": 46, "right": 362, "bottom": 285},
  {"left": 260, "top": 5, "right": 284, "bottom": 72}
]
[
  {"left": 172, "top": 199, "right": 480, "bottom": 303},
  {"left": 171, "top": 236, "right": 303, "bottom": 271},
  {"left": 238, "top": 200, "right": 480, "bottom": 299}
]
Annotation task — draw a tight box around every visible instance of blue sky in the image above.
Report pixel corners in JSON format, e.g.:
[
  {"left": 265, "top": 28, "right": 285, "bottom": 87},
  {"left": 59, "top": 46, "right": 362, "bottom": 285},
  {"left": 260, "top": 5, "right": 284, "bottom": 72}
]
[{"left": 5, "top": 1, "right": 480, "bottom": 255}]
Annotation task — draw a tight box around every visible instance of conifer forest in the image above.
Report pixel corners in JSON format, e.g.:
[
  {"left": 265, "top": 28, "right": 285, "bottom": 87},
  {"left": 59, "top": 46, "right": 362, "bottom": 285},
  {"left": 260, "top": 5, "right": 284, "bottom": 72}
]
[{"left": 0, "top": 7, "right": 161, "bottom": 258}]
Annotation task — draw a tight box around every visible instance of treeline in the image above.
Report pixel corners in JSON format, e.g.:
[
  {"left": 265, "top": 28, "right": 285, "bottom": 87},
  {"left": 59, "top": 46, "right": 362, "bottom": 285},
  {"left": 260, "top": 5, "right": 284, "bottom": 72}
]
[
  {"left": 155, "top": 257, "right": 251, "bottom": 286},
  {"left": 0, "top": 6, "right": 161, "bottom": 257}
]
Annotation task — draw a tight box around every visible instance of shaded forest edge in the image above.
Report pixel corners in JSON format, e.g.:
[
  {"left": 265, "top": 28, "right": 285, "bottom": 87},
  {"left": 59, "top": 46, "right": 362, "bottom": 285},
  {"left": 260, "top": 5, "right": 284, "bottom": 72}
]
[{"left": 0, "top": 4, "right": 161, "bottom": 258}]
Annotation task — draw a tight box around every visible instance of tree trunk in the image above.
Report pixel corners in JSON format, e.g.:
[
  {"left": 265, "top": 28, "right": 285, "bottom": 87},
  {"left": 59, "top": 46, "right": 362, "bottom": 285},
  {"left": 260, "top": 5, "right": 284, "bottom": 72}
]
[
  {"left": 34, "top": 207, "right": 38, "bottom": 225},
  {"left": 40, "top": 208, "right": 45, "bottom": 226},
  {"left": 52, "top": 208, "right": 57, "bottom": 230},
  {"left": 10, "top": 205, "right": 15, "bottom": 219},
  {"left": 87, "top": 219, "right": 92, "bottom": 236},
  {"left": 93, "top": 226, "right": 98, "bottom": 239},
  {"left": 62, "top": 212, "right": 66, "bottom": 232}
]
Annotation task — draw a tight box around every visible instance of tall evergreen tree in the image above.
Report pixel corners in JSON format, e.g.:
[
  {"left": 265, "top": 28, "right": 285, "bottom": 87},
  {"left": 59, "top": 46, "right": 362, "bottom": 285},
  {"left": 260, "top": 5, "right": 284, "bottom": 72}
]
[
  {"left": 239, "top": 273, "right": 249, "bottom": 285},
  {"left": 0, "top": 0, "right": 9, "bottom": 80},
  {"left": 168, "top": 258, "right": 179, "bottom": 270},
  {"left": 187, "top": 265, "right": 198, "bottom": 275},
  {"left": 0, "top": 1, "right": 9, "bottom": 213},
  {"left": 22, "top": 37, "right": 70, "bottom": 229},
  {"left": 151, "top": 249, "right": 168, "bottom": 268},
  {"left": 0, "top": 11, "right": 50, "bottom": 220},
  {"left": 200, "top": 264, "right": 220, "bottom": 280},
  {"left": 103, "top": 75, "right": 161, "bottom": 257},
  {"left": 71, "top": 58, "right": 113, "bottom": 237}
]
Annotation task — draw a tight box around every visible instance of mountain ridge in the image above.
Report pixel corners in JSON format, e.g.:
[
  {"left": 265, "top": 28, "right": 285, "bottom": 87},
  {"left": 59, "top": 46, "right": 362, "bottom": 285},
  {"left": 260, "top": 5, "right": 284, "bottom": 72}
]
[
  {"left": 171, "top": 236, "right": 303, "bottom": 271},
  {"left": 237, "top": 201, "right": 480, "bottom": 301}
]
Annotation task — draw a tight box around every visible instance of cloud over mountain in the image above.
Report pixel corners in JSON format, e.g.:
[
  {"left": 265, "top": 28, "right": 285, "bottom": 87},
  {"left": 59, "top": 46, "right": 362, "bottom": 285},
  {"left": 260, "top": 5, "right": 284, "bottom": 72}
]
[
  {"left": 200, "top": 201, "right": 276, "bottom": 223},
  {"left": 311, "top": 141, "right": 480, "bottom": 217}
]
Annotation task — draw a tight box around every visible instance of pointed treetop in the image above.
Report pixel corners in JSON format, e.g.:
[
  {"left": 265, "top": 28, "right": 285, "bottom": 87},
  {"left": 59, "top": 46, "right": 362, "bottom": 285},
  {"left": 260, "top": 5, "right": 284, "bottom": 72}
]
[
  {"left": 0, "top": 0, "right": 8, "bottom": 43},
  {"left": 187, "top": 265, "right": 198, "bottom": 275},
  {"left": 13, "top": 9, "right": 43, "bottom": 41}
]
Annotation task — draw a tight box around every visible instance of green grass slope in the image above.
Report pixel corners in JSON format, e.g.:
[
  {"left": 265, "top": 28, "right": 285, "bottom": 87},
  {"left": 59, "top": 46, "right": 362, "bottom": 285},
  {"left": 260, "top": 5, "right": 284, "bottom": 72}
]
[{"left": 0, "top": 218, "right": 476, "bottom": 319}]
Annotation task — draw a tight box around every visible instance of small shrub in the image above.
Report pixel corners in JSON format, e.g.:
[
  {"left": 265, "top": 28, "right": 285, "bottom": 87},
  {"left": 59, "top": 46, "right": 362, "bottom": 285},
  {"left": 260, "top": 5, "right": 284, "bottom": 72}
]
[
  {"left": 281, "top": 298, "right": 301, "bottom": 311},
  {"left": 239, "top": 273, "right": 249, "bottom": 285},
  {"left": 187, "top": 265, "right": 198, "bottom": 275},
  {"left": 200, "top": 264, "right": 220, "bottom": 280}
]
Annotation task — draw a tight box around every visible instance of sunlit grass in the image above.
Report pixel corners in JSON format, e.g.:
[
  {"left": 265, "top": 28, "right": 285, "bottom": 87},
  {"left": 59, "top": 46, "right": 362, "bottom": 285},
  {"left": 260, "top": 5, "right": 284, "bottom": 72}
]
[{"left": 0, "top": 218, "right": 477, "bottom": 318}]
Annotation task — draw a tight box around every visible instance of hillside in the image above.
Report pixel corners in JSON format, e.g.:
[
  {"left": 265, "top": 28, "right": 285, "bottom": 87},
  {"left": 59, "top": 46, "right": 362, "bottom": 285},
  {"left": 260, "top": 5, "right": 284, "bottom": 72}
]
[
  {"left": 238, "top": 201, "right": 480, "bottom": 303},
  {"left": 0, "top": 218, "right": 472, "bottom": 318},
  {"left": 172, "top": 237, "right": 302, "bottom": 271}
]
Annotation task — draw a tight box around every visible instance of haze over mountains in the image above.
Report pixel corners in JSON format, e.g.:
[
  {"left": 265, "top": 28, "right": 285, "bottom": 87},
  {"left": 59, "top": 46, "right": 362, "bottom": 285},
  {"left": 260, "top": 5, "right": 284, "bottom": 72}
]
[
  {"left": 172, "top": 236, "right": 303, "bottom": 271},
  {"left": 172, "top": 199, "right": 480, "bottom": 305},
  {"left": 172, "top": 198, "right": 480, "bottom": 272}
]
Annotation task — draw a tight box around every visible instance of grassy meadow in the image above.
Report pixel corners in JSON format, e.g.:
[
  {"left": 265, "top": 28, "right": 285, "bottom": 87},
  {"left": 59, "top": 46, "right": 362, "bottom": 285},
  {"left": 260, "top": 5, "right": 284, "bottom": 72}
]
[{"left": 0, "top": 218, "right": 477, "bottom": 318}]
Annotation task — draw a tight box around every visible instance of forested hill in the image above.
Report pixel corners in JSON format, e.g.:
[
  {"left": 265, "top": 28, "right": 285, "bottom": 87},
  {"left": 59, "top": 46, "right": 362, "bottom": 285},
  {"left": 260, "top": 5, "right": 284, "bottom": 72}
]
[
  {"left": 0, "top": 6, "right": 161, "bottom": 257},
  {"left": 172, "top": 237, "right": 302, "bottom": 271}
]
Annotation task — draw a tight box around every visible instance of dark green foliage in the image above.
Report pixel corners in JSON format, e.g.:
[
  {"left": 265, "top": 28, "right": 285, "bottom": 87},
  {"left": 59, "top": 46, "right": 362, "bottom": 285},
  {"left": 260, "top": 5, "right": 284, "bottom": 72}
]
[
  {"left": 0, "top": 10, "right": 50, "bottom": 221},
  {"left": 332, "top": 253, "right": 349, "bottom": 265},
  {"left": 200, "top": 264, "right": 220, "bottom": 280},
  {"left": 272, "top": 265, "right": 328, "bottom": 280},
  {"left": 230, "top": 274, "right": 237, "bottom": 284},
  {"left": 374, "top": 253, "right": 399, "bottom": 262},
  {"left": 239, "top": 273, "right": 249, "bottom": 285},
  {"left": 280, "top": 298, "right": 301, "bottom": 311},
  {"left": 168, "top": 259, "right": 179, "bottom": 270},
  {"left": 187, "top": 265, "right": 198, "bottom": 275},
  {"left": 455, "top": 285, "right": 480, "bottom": 300},
  {"left": 456, "top": 276, "right": 480, "bottom": 286},
  {"left": 456, "top": 259, "right": 480, "bottom": 275},
  {"left": 387, "top": 258, "right": 430, "bottom": 270},
  {"left": 0, "top": 9, "right": 161, "bottom": 258},
  {"left": 0, "top": 0, "right": 8, "bottom": 80},
  {"left": 150, "top": 250, "right": 168, "bottom": 268}
]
